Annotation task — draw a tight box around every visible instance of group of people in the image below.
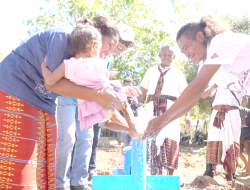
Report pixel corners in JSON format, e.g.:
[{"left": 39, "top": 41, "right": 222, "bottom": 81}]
[
  {"left": 0, "top": 16, "right": 138, "bottom": 190},
  {"left": 1, "top": 13, "right": 250, "bottom": 190}
]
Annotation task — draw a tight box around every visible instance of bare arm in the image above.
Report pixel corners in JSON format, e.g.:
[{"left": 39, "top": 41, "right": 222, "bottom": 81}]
[
  {"left": 103, "top": 103, "right": 141, "bottom": 138},
  {"left": 144, "top": 64, "right": 221, "bottom": 138},
  {"left": 45, "top": 79, "right": 118, "bottom": 110},
  {"left": 41, "top": 61, "right": 65, "bottom": 86},
  {"left": 201, "top": 84, "right": 217, "bottom": 98},
  {"left": 122, "top": 103, "right": 141, "bottom": 138},
  {"left": 110, "top": 110, "right": 128, "bottom": 126},
  {"left": 102, "top": 121, "right": 129, "bottom": 133},
  {"left": 138, "top": 87, "right": 148, "bottom": 104},
  {"left": 102, "top": 110, "right": 129, "bottom": 133}
]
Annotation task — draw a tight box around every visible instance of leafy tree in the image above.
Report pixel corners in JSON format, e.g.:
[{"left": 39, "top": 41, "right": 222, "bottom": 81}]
[
  {"left": 25, "top": 0, "right": 172, "bottom": 85},
  {"left": 224, "top": 14, "right": 250, "bottom": 34},
  {"left": 24, "top": 0, "right": 250, "bottom": 123}
]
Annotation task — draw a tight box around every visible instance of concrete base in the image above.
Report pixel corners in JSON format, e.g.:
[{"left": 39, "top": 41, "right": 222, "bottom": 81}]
[{"left": 92, "top": 175, "right": 180, "bottom": 190}]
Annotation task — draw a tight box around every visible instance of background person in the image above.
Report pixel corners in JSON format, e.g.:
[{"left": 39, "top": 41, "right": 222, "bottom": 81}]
[
  {"left": 239, "top": 96, "right": 250, "bottom": 176},
  {"left": 139, "top": 44, "right": 188, "bottom": 175}
]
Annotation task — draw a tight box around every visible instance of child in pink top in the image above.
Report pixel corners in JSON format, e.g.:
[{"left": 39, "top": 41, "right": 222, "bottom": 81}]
[{"left": 41, "top": 20, "right": 139, "bottom": 134}]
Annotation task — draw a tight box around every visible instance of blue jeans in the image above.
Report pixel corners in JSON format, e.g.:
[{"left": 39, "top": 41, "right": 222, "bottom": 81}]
[
  {"left": 89, "top": 123, "right": 102, "bottom": 171},
  {"left": 56, "top": 96, "right": 93, "bottom": 188}
]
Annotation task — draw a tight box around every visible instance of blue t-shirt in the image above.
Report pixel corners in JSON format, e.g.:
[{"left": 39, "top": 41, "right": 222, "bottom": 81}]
[{"left": 0, "top": 28, "right": 71, "bottom": 115}]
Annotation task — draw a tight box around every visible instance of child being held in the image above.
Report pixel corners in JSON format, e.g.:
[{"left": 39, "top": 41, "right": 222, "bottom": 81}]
[{"left": 41, "top": 19, "right": 142, "bottom": 138}]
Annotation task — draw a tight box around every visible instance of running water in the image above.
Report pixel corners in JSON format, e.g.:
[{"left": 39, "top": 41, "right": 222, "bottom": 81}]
[{"left": 131, "top": 139, "right": 146, "bottom": 190}]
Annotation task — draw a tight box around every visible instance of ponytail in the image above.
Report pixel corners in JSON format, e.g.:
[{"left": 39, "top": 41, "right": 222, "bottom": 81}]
[
  {"left": 176, "top": 15, "right": 231, "bottom": 43},
  {"left": 200, "top": 15, "right": 231, "bottom": 42},
  {"left": 76, "top": 18, "right": 94, "bottom": 27}
]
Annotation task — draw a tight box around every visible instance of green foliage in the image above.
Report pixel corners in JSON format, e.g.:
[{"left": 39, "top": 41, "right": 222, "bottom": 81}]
[
  {"left": 175, "top": 57, "right": 213, "bottom": 120},
  {"left": 24, "top": 0, "right": 250, "bottom": 121},
  {"left": 24, "top": 0, "right": 172, "bottom": 85},
  {"left": 223, "top": 14, "right": 250, "bottom": 35}
]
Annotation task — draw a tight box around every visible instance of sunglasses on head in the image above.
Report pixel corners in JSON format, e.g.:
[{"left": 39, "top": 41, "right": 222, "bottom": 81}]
[{"left": 119, "top": 38, "right": 132, "bottom": 48}]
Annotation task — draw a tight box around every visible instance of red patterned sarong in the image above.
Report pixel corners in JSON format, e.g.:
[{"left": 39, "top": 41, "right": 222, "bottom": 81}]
[
  {"left": 0, "top": 90, "right": 57, "bottom": 189},
  {"left": 146, "top": 96, "right": 179, "bottom": 175},
  {"left": 206, "top": 141, "right": 239, "bottom": 180},
  {"left": 147, "top": 138, "right": 179, "bottom": 174}
]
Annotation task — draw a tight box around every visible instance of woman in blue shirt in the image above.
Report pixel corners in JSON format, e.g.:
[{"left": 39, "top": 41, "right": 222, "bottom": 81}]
[{"left": 0, "top": 16, "right": 119, "bottom": 190}]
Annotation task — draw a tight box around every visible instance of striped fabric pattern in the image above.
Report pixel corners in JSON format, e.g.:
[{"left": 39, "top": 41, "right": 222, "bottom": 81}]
[
  {"left": 0, "top": 90, "right": 57, "bottom": 190},
  {"left": 147, "top": 96, "right": 179, "bottom": 175},
  {"left": 206, "top": 141, "right": 239, "bottom": 181}
]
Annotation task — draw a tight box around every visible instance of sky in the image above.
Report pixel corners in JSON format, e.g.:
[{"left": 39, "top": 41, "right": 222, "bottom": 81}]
[
  {"left": 0, "top": 0, "right": 249, "bottom": 57},
  {"left": 0, "top": 0, "right": 45, "bottom": 56}
]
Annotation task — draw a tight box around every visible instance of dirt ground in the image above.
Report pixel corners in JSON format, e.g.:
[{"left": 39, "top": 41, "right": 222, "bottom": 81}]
[{"left": 95, "top": 145, "right": 250, "bottom": 189}]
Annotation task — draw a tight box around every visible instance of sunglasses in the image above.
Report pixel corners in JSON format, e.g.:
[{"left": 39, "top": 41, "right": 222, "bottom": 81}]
[{"left": 119, "top": 38, "right": 132, "bottom": 48}]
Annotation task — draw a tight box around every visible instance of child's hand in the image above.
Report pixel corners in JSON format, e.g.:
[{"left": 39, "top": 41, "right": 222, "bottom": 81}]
[
  {"left": 116, "top": 101, "right": 127, "bottom": 111},
  {"left": 124, "top": 86, "right": 142, "bottom": 98},
  {"left": 128, "top": 125, "right": 143, "bottom": 139},
  {"left": 131, "top": 98, "right": 138, "bottom": 105},
  {"left": 108, "top": 69, "right": 120, "bottom": 79},
  {"left": 212, "top": 84, "right": 218, "bottom": 89},
  {"left": 41, "top": 62, "right": 46, "bottom": 70},
  {"left": 41, "top": 56, "right": 47, "bottom": 70}
]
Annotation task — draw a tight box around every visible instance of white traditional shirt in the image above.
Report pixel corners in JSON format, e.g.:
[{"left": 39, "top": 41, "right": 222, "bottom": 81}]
[
  {"left": 140, "top": 65, "right": 188, "bottom": 98},
  {"left": 140, "top": 64, "right": 188, "bottom": 149},
  {"left": 204, "top": 32, "right": 250, "bottom": 96},
  {"left": 210, "top": 87, "right": 242, "bottom": 107}
]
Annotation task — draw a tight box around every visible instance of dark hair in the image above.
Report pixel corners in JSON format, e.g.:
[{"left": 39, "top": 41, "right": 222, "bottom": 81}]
[
  {"left": 123, "top": 77, "right": 133, "bottom": 83},
  {"left": 176, "top": 15, "right": 231, "bottom": 43},
  {"left": 92, "top": 16, "right": 119, "bottom": 38},
  {"left": 67, "top": 19, "right": 101, "bottom": 57}
]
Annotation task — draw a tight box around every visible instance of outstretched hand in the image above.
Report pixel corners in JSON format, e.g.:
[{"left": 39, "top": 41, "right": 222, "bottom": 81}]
[
  {"left": 124, "top": 86, "right": 142, "bottom": 98},
  {"left": 96, "top": 86, "right": 120, "bottom": 110},
  {"left": 128, "top": 123, "right": 143, "bottom": 139},
  {"left": 108, "top": 69, "right": 120, "bottom": 79},
  {"left": 141, "top": 116, "right": 164, "bottom": 140}
]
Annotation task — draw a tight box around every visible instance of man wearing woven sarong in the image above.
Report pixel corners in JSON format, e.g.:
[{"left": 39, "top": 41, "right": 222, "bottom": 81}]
[
  {"left": 202, "top": 83, "right": 242, "bottom": 181},
  {"left": 138, "top": 44, "right": 188, "bottom": 175}
]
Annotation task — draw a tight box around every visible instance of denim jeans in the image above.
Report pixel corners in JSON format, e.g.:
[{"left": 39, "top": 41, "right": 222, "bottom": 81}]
[
  {"left": 89, "top": 123, "right": 102, "bottom": 171},
  {"left": 56, "top": 96, "right": 93, "bottom": 188}
]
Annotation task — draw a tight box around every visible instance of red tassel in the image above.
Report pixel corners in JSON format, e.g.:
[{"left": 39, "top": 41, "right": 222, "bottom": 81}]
[{"left": 213, "top": 117, "right": 221, "bottom": 129}]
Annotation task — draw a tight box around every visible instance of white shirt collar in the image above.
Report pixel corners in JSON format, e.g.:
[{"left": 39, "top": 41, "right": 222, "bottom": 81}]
[{"left": 159, "top": 64, "right": 171, "bottom": 72}]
